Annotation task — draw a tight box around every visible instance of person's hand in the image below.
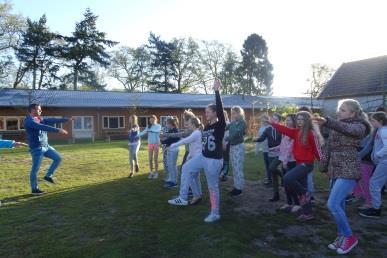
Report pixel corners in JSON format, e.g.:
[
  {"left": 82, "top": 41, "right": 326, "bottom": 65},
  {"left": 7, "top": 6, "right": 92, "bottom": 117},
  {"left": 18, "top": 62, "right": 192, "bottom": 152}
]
[
  {"left": 59, "top": 129, "right": 68, "bottom": 135},
  {"left": 14, "top": 142, "right": 28, "bottom": 147},
  {"left": 213, "top": 78, "right": 221, "bottom": 91},
  {"left": 313, "top": 116, "right": 326, "bottom": 126}
]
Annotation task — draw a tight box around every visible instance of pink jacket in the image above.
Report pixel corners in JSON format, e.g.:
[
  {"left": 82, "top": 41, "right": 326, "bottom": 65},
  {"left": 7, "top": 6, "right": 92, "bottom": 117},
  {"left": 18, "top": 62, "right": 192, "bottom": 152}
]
[{"left": 278, "top": 135, "right": 295, "bottom": 164}]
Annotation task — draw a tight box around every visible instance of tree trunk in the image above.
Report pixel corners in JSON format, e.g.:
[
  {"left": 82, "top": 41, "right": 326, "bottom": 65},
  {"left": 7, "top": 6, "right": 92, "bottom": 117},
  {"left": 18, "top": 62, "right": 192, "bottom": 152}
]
[
  {"left": 32, "top": 67, "right": 37, "bottom": 90},
  {"left": 73, "top": 67, "right": 78, "bottom": 90}
]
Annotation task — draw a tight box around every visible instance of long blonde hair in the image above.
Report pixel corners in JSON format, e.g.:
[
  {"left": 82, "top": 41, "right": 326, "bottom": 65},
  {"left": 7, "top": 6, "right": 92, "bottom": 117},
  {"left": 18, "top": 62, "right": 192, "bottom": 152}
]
[
  {"left": 189, "top": 117, "right": 204, "bottom": 130},
  {"left": 231, "top": 106, "right": 245, "bottom": 121}
]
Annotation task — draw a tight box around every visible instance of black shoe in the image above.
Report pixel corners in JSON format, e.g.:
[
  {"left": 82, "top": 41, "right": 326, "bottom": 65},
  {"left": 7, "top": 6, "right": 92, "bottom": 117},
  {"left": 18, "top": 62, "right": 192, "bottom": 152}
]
[
  {"left": 135, "top": 164, "right": 139, "bottom": 173},
  {"left": 229, "top": 188, "right": 242, "bottom": 196},
  {"left": 269, "top": 192, "right": 280, "bottom": 202},
  {"left": 359, "top": 208, "right": 381, "bottom": 219},
  {"left": 43, "top": 176, "right": 55, "bottom": 184},
  {"left": 345, "top": 194, "right": 355, "bottom": 204},
  {"left": 32, "top": 189, "right": 45, "bottom": 195}
]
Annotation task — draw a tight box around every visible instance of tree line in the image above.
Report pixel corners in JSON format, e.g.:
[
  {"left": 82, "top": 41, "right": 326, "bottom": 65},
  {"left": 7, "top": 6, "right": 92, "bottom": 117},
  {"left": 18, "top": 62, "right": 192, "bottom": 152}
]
[{"left": 0, "top": 2, "right": 274, "bottom": 95}]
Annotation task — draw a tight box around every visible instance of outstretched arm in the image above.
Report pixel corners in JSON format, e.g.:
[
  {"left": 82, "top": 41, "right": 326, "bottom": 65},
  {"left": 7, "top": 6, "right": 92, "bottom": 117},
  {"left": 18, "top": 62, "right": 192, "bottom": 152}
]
[
  {"left": 25, "top": 118, "right": 61, "bottom": 133},
  {"left": 316, "top": 117, "right": 367, "bottom": 138},
  {"left": 41, "top": 117, "right": 70, "bottom": 126}
]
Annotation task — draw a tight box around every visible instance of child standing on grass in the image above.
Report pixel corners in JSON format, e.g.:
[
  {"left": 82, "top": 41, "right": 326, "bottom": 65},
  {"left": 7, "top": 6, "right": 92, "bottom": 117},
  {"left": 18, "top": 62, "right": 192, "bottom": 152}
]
[
  {"left": 224, "top": 106, "right": 246, "bottom": 196},
  {"left": 168, "top": 79, "right": 225, "bottom": 223},
  {"left": 162, "top": 117, "right": 180, "bottom": 189},
  {"left": 268, "top": 111, "right": 321, "bottom": 222},
  {"left": 139, "top": 115, "right": 161, "bottom": 179},
  {"left": 359, "top": 111, "right": 387, "bottom": 219},
  {"left": 256, "top": 115, "right": 270, "bottom": 184},
  {"left": 272, "top": 114, "right": 299, "bottom": 210},
  {"left": 128, "top": 115, "right": 140, "bottom": 178},
  {"left": 168, "top": 117, "right": 203, "bottom": 205},
  {"left": 255, "top": 113, "right": 282, "bottom": 189},
  {"left": 316, "top": 99, "right": 371, "bottom": 255}
]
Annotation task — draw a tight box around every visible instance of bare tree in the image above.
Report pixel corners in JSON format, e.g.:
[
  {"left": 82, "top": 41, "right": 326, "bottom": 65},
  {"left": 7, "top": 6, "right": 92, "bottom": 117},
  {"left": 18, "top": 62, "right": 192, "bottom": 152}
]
[{"left": 306, "top": 63, "right": 335, "bottom": 108}]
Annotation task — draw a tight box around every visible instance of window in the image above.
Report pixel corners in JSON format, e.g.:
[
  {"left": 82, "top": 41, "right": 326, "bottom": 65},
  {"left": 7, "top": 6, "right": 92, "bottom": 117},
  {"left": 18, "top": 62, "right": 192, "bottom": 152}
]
[
  {"left": 6, "top": 118, "right": 19, "bottom": 130},
  {"left": 102, "top": 116, "right": 124, "bottom": 129},
  {"left": 19, "top": 117, "right": 25, "bottom": 130},
  {"left": 73, "top": 116, "right": 94, "bottom": 131},
  {"left": 138, "top": 116, "right": 150, "bottom": 128},
  {"left": 0, "top": 117, "right": 4, "bottom": 130}
]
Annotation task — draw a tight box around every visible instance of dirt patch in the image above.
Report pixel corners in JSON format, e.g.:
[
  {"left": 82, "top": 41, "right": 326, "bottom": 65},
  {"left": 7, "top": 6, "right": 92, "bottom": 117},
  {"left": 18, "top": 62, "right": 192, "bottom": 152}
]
[{"left": 222, "top": 178, "right": 387, "bottom": 257}]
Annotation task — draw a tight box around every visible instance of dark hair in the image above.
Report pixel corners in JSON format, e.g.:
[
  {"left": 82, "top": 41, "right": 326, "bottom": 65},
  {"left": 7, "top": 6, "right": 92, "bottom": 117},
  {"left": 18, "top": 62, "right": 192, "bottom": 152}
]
[
  {"left": 28, "top": 103, "right": 40, "bottom": 113},
  {"left": 148, "top": 115, "right": 157, "bottom": 129},
  {"left": 285, "top": 114, "right": 297, "bottom": 128},
  {"left": 371, "top": 112, "right": 387, "bottom": 126},
  {"left": 375, "top": 106, "right": 386, "bottom": 112},
  {"left": 298, "top": 106, "right": 312, "bottom": 113},
  {"left": 166, "top": 116, "right": 179, "bottom": 128},
  {"left": 296, "top": 111, "right": 313, "bottom": 145},
  {"left": 207, "top": 103, "right": 216, "bottom": 113}
]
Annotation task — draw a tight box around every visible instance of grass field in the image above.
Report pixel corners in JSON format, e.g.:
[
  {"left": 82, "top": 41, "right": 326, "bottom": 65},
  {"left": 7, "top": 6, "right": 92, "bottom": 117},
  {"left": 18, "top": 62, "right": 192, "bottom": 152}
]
[{"left": 0, "top": 141, "right": 386, "bottom": 258}]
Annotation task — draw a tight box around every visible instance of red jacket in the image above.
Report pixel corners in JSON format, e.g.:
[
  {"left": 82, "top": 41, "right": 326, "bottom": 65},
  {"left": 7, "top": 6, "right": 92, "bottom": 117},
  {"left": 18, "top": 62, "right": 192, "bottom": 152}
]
[{"left": 271, "top": 122, "right": 321, "bottom": 165}]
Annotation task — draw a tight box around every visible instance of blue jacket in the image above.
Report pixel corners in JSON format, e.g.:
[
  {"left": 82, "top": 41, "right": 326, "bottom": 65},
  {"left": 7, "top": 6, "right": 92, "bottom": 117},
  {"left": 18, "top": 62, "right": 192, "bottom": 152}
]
[
  {"left": 0, "top": 140, "right": 15, "bottom": 149},
  {"left": 24, "top": 115, "right": 68, "bottom": 149}
]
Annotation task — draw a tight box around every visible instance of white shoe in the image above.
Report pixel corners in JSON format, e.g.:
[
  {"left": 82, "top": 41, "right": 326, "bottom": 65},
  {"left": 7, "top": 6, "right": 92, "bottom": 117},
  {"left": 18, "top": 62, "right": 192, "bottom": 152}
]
[
  {"left": 153, "top": 172, "right": 159, "bottom": 179},
  {"left": 148, "top": 172, "right": 154, "bottom": 179},
  {"left": 291, "top": 205, "right": 302, "bottom": 213},
  {"left": 168, "top": 197, "right": 188, "bottom": 206},
  {"left": 204, "top": 213, "right": 221, "bottom": 223}
]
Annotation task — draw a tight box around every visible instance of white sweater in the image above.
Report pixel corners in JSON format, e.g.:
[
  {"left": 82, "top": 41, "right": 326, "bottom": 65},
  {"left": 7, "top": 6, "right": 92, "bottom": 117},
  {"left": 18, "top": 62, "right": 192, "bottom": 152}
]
[{"left": 170, "top": 129, "right": 202, "bottom": 160}]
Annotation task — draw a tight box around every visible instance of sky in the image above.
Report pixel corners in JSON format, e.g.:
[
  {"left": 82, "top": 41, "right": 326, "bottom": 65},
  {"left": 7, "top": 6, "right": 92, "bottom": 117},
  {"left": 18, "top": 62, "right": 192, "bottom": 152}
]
[{"left": 9, "top": 0, "right": 387, "bottom": 96}]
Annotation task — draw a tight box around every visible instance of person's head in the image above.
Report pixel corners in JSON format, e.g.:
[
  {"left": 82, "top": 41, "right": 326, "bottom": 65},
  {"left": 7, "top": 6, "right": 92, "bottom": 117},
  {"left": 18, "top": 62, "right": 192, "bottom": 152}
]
[
  {"left": 336, "top": 99, "right": 364, "bottom": 121},
  {"left": 231, "top": 106, "right": 245, "bottom": 122},
  {"left": 129, "top": 115, "right": 138, "bottom": 128},
  {"left": 370, "top": 112, "right": 387, "bottom": 129},
  {"left": 272, "top": 113, "right": 281, "bottom": 123},
  {"left": 166, "top": 116, "right": 179, "bottom": 129},
  {"left": 28, "top": 103, "right": 42, "bottom": 116},
  {"left": 298, "top": 106, "right": 312, "bottom": 113},
  {"left": 148, "top": 115, "right": 157, "bottom": 128},
  {"left": 296, "top": 111, "right": 313, "bottom": 144},
  {"left": 205, "top": 104, "right": 217, "bottom": 122},
  {"left": 260, "top": 114, "right": 270, "bottom": 126},
  {"left": 188, "top": 117, "right": 203, "bottom": 130},
  {"left": 285, "top": 114, "right": 297, "bottom": 128},
  {"left": 183, "top": 109, "right": 196, "bottom": 127}
]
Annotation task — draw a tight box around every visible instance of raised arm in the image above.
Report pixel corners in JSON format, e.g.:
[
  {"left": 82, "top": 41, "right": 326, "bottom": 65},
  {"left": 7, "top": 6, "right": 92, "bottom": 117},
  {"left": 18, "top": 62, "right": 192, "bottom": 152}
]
[
  {"left": 323, "top": 117, "right": 367, "bottom": 138},
  {"left": 271, "top": 122, "right": 297, "bottom": 139},
  {"left": 213, "top": 79, "right": 225, "bottom": 126},
  {"left": 25, "top": 118, "right": 61, "bottom": 133}
]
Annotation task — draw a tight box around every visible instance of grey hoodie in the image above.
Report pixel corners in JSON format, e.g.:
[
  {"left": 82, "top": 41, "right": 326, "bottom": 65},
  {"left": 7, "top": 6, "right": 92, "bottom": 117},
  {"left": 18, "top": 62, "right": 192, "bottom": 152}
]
[{"left": 371, "top": 126, "right": 387, "bottom": 164}]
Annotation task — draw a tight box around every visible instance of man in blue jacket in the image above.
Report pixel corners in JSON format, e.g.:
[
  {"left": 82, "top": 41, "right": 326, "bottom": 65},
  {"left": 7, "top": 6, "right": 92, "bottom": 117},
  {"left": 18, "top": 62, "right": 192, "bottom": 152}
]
[{"left": 24, "top": 103, "right": 73, "bottom": 195}]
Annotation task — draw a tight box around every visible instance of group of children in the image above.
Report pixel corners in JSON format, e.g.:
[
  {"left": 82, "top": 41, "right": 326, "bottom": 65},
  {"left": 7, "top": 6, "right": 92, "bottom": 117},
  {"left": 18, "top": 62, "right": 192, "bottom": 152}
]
[{"left": 1, "top": 79, "right": 386, "bottom": 255}]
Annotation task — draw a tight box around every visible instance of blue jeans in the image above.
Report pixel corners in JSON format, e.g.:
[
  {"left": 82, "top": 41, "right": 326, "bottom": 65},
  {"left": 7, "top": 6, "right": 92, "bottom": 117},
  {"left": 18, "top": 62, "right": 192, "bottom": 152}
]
[
  {"left": 307, "top": 172, "right": 315, "bottom": 194},
  {"left": 30, "top": 146, "right": 62, "bottom": 190},
  {"left": 263, "top": 152, "right": 270, "bottom": 181},
  {"left": 370, "top": 161, "right": 387, "bottom": 209},
  {"left": 167, "top": 148, "right": 179, "bottom": 184},
  {"left": 327, "top": 178, "right": 357, "bottom": 237}
]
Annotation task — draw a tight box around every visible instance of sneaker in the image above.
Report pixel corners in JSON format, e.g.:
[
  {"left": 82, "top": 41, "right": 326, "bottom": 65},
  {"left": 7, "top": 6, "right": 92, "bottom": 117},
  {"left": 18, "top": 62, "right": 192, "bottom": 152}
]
[
  {"left": 43, "top": 176, "right": 55, "bottom": 184},
  {"left": 128, "top": 173, "right": 134, "bottom": 178},
  {"left": 148, "top": 172, "right": 154, "bottom": 179},
  {"left": 153, "top": 172, "right": 159, "bottom": 179},
  {"left": 163, "top": 182, "right": 178, "bottom": 189},
  {"left": 168, "top": 197, "right": 188, "bottom": 206},
  {"left": 190, "top": 197, "right": 202, "bottom": 205},
  {"left": 336, "top": 235, "right": 358, "bottom": 255},
  {"left": 359, "top": 208, "right": 381, "bottom": 219},
  {"left": 135, "top": 164, "right": 139, "bottom": 173},
  {"left": 279, "top": 204, "right": 292, "bottom": 212},
  {"left": 291, "top": 205, "right": 302, "bottom": 213},
  {"left": 229, "top": 188, "right": 242, "bottom": 196},
  {"left": 345, "top": 194, "right": 356, "bottom": 204},
  {"left": 32, "top": 189, "right": 45, "bottom": 195},
  {"left": 204, "top": 213, "right": 221, "bottom": 223},
  {"left": 297, "top": 213, "right": 314, "bottom": 222},
  {"left": 328, "top": 236, "right": 344, "bottom": 250}
]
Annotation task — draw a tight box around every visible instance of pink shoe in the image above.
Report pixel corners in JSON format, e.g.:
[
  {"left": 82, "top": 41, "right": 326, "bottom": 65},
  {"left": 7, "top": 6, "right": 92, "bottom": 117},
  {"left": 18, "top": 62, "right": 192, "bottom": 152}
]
[{"left": 337, "top": 235, "right": 358, "bottom": 255}]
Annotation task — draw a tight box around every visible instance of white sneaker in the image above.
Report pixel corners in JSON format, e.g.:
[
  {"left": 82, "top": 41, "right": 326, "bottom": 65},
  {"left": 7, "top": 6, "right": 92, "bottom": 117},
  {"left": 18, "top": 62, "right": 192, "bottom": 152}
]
[
  {"left": 204, "top": 213, "right": 221, "bottom": 223},
  {"left": 168, "top": 197, "right": 188, "bottom": 206},
  {"left": 291, "top": 205, "right": 302, "bottom": 213},
  {"left": 153, "top": 172, "right": 159, "bottom": 179},
  {"left": 148, "top": 172, "right": 154, "bottom": 179}
]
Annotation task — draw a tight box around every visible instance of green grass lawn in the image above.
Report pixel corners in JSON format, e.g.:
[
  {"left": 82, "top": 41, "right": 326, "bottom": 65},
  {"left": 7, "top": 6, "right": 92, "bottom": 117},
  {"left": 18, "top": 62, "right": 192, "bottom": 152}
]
[{"left": 0, "top": 141, "right": 386, "bottom": 258}]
